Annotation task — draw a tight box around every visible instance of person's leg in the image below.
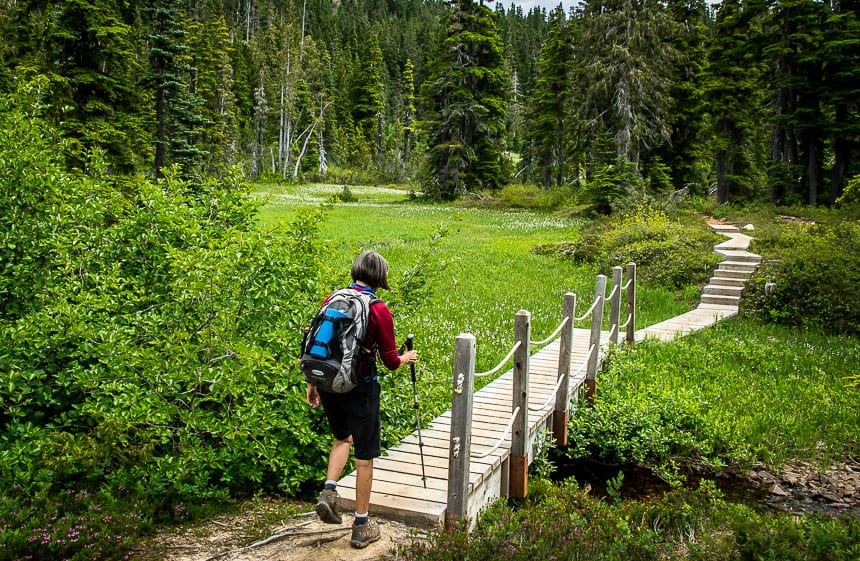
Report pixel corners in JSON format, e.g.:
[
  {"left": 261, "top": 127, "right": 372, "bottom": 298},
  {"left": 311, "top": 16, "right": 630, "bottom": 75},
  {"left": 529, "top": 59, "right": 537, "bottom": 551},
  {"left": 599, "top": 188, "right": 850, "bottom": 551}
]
[
  {"left": 353, "top": 457, "right": 373, "bottom": 514},
  {"left": 317, "top": 437, "right": 352, "bottom": 524},
  {"left": 350, "top": 457, "right": 380, "bottom": 548},
  {"left": 327, "top": 436, "right": 353, "bottom": 481}
]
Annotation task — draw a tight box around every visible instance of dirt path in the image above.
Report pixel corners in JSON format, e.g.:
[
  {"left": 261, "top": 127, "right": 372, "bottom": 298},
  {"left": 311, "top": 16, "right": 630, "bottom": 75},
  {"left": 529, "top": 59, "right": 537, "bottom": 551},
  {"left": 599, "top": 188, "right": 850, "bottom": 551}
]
[{"left": 144, "top": 507, "right": 425, "bottom": 561}]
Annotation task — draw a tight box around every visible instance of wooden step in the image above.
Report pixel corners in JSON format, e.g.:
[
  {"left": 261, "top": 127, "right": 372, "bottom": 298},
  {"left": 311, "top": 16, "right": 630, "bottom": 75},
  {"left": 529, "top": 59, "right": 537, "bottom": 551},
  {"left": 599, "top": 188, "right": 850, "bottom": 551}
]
[
  {"left": 717, "top": 261, "right": 758, "bottom": 274},
  {"left": 702, "top": 284, "right": 744, "bottom": 297},
  {"left": 716, "top": 250, "right": 761, "bottom": 264},
  {"left": 700, "top": 293, "right": 740, "bottom": 306},
  {"left": 708, "top": 275, "right": 746, "bottom": 288},
  {"left": 711, "top": 268, "right": 754, "bottom": 280}
]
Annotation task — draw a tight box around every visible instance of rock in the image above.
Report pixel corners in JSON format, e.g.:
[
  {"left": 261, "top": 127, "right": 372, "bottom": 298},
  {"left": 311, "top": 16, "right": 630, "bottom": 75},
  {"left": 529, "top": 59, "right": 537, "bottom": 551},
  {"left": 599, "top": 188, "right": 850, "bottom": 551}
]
[
  {"left": 743, "top": 224, "right": 755, "bottom": 231},
  {"left": 770, "top": 483, "right": 791, "bottom": 497},
  {"left": 757, "top": 470, "right": 777, "bottom": 484}
]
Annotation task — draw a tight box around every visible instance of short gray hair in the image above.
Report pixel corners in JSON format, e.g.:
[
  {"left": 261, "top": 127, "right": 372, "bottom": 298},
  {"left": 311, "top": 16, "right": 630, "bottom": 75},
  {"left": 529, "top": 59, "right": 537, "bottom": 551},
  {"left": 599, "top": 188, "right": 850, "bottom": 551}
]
[{"left": 351, "top": 250, "right": 391, "bottom": 291}]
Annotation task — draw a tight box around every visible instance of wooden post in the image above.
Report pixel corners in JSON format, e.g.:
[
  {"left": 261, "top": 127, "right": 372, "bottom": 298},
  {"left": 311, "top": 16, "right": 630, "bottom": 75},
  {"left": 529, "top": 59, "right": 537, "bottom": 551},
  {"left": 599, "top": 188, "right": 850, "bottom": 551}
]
[
  {"left": 509, "top": 310, "right": 530, "bottom": 499},
  {"left": 585, "top": 275, "right": 606, "bottom": 403},
  {"left": 553, "top": 293, "right": 575, "bottom": 447},
  {"left": 609, "top": 266, "right": 622, "bottom": 346},
  {"left": 626, "top": 262, "right": 636, "bottom": 345},
  {"left": 445, "top": 333, "right": 475, "bottom": 531}
]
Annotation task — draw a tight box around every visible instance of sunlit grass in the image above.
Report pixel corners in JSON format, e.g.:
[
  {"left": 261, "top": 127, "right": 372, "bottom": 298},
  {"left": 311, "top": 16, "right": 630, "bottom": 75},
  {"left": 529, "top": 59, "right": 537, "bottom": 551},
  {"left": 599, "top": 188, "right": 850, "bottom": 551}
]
[{"left": 571, "top": 318, "right": 860, "bottom": 470}]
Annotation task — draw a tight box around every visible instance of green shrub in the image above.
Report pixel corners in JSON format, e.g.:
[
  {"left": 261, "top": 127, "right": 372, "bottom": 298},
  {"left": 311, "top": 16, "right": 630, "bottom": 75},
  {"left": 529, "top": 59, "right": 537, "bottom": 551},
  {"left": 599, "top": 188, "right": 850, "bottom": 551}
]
[
  {"left": 742, "top": 221, "right": 860, "bottom": 335},
  {"left": 0, "top": 90, "right": 332, "bottom": 559},
  {"left": 396, "top": 480, "right": 860, "bottom": 561},
  {"left": 535, "top": 205, "right": 721, "bottom": 290}
]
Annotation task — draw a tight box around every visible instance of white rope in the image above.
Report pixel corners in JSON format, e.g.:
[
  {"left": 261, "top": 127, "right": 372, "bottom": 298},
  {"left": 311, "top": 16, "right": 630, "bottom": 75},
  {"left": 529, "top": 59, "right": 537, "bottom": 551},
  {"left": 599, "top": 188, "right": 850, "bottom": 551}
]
[
  {"left": 607, "top": 283, "right": 619, "bottom": 300},
  {"left": 575, "top": 296, "right": 601, "bottom": 322},
  {"left": 607, "top": 323, "right": 618, "bottom": 341},
  {"left": 622, "top": 278, "right": 632, "bottom": 290},
  {"left": 531, "top": 316, "right": 570, "bottom": 346},
  {"left": 618, "top": 312, "right": 632, "bottom": 329},
  {"left": 472, "top": 406, "right": 520, "bottom": 459},
  {"left": 528, "top": 372, "right": 566, "bottom": 412},
  {"left": 475, "top": 340, "right": 522, "bottom": 378}
]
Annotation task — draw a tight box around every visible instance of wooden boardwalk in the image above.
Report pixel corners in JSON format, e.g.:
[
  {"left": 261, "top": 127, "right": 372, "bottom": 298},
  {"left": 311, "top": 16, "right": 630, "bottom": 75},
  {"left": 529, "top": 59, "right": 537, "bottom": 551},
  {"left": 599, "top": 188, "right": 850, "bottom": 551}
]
[{"left": 335, "top": 224, "right": 759, "bottom": 528}]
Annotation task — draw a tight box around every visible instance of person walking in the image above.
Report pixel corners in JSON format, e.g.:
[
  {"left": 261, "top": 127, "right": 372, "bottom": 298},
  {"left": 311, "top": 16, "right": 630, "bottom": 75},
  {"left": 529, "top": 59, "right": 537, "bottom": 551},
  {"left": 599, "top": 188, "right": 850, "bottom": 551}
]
[{"left": 306, "top": 250, "right": 418, "bottom": 549}]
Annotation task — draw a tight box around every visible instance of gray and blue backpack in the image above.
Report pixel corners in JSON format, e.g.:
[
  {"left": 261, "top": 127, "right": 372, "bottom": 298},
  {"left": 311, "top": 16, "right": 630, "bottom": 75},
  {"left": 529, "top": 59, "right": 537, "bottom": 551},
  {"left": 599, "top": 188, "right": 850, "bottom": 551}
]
[{"left": 301, "top": 288, "right": 379, "bottom": 393}]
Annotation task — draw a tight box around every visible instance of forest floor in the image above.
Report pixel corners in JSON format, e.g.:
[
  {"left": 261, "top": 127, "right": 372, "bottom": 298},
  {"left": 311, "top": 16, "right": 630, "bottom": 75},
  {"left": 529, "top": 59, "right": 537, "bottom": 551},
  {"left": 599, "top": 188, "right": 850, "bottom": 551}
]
[{"left": 141, "top": 460, "right": 859, "bottom": 561}]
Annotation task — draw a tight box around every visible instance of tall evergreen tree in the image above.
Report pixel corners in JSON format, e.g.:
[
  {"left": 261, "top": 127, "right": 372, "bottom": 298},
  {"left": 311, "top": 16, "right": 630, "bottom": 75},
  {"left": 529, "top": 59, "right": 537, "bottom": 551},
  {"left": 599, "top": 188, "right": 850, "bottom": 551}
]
[
  {"left": 524, "top": 6, "right": 572, "bottom": 190},
  {"left": 351, "top": 28, "right": 386, "bottom": 162},
  {"left": 10, "top": 0, "right": 144, "bottom": 173},
  {"left": 704, "top": 0, "right": 769, "bottom": 203},
  {"left": 187, "top": 11, "right": 238, "bottom": 175},
  {"left": 654, "top": 0, "right": 711, "bottom": 195},
  {"left": 821, "top": 0, "right": 860, "bottom": 203},
  {"left": 574, "top": 0, "right": 679, "bottom": 169},
  {"left": 140, "top": 0, "right": 208, "bottom": 182},
  {"left": 420, "top": 0, "right": 510, "bottom": 199},
  {"left": 765, "top": 0, "right": 829, "bottom": 205}
]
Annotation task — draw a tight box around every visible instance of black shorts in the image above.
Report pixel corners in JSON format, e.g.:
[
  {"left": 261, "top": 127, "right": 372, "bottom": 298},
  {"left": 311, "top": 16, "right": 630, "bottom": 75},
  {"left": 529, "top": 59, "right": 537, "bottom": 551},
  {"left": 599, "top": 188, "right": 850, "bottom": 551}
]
[{"left": 319, "top": 379, "right": 381, "bottom": 460}]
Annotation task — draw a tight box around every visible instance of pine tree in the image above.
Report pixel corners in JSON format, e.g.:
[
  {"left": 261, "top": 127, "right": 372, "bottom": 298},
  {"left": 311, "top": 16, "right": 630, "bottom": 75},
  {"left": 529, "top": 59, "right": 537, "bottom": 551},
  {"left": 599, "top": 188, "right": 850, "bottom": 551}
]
[
  {"left": 140, "top": 0, "right": 208, "bottom": 183},
  {"left": 420, "top": 0, "right": 510, "bottom": 199},
  {"left": 823, "top": 0, "right": 860, "bottom": 202},
  {"left": 187, "top": 11, "right": 238, "bottom": 175},
  {"left": 574, "top": 0, "right": 679, "bottom": 169},
  {"left": 10, "top": 0, "right": 144, "bottom": 173},
  {"left": 351, "top": 28, "right": 386, "bottom": 162},
  {"left": 653, "top": 0, "right": 711, "bottom": 195},
  {"left": 765, "top": 0, "right": 829, "bottom": 205},
  {"left": 704, "top": 0, "right": 769, "bottom": 203},
  {"left": 524, "top": 6, "right": 572, "bottom": 190}
]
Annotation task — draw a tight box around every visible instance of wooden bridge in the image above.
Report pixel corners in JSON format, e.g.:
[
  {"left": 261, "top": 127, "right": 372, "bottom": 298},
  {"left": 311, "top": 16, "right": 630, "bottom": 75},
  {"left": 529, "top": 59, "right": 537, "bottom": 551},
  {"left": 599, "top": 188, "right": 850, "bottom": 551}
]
[{"left": 336, "top": 223, "right": 759, "bottom": 528}]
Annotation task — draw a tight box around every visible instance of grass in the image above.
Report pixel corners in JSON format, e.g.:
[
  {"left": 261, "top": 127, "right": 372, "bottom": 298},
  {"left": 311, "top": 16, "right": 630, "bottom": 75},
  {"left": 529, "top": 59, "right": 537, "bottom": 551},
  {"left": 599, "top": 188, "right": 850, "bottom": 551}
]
[{"left": 567, "top": 318, "right": 860, "bottom": 471}]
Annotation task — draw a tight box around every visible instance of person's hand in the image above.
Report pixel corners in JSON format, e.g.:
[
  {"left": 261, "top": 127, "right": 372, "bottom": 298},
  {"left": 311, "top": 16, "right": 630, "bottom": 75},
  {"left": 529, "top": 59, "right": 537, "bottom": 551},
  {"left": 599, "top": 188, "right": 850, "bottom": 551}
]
[
  {"left": 400, "top": 350, "right": 418, "bottom": 367},
  {"left": 306, "top": 384, "right": 320, "bottom": 408}
]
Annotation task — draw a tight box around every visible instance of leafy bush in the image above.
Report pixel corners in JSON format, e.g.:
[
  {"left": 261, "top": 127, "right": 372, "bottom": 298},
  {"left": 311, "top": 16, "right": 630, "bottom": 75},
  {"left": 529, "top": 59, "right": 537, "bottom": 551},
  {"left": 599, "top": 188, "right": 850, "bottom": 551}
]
[
  {"left": 742, "top": 220, "right": 860, "bottom": 335},
  {"left": 396, "top": 479, "right": 860, "bottom": 561},
  {"left": 0, "top": 90, "right": 332, "bottom": 558},
  {"left": 535, "top": 205, "right": 722, "bottom": 290}
]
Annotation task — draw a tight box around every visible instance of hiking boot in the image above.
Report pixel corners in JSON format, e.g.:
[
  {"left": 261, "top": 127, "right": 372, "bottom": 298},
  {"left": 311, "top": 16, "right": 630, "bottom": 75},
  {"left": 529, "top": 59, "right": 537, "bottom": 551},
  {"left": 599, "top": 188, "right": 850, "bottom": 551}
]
[
  {"left": 350, "top": 518, "right": 380, "bottom": 549},
  {"left": 315, "top": 489, "right": 342, "bottom": 524}
]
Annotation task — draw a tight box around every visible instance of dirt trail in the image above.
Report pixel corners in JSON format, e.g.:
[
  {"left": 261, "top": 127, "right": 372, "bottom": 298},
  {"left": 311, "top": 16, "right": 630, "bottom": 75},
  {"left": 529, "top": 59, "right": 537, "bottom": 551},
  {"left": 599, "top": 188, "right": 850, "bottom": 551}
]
[{"left": 145, "top": 508, "right": 425, "bottom": 561}]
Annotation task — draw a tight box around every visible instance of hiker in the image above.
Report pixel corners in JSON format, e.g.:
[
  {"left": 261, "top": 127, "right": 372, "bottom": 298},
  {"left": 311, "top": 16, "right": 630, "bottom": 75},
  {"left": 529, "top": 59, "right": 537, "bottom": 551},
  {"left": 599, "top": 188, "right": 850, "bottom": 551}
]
[{"left": 305, "top": 250, "right": 418, "bottom": 549}]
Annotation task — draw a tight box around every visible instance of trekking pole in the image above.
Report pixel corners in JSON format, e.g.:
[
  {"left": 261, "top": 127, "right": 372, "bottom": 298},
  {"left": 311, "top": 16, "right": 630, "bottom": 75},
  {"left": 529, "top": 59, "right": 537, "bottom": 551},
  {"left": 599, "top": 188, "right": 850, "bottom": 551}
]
[{"left": 402, "top": 334, "right": 427, "bottom": 488}]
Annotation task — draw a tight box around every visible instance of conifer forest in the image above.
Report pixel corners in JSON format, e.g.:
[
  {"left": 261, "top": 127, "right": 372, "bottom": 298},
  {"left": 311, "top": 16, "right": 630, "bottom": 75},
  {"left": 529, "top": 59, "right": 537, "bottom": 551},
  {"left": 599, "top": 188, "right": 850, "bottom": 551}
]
[{"left": 1, "top": 0, "right": 858, "bottom": 205}]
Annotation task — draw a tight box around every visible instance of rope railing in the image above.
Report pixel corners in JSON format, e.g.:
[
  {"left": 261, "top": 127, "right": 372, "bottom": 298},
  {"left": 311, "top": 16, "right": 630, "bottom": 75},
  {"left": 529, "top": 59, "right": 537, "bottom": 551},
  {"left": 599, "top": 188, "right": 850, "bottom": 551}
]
[
  {"left": 606, "top": 283, "right": 619, "bottom": 301},
  {"left": 528, "top": 373, "right": 566, "bottom": 413},
  {"left": 575, "top": 295, "right": 601, "bottom": 322},
  {"left": 447, "top": 264, "right": 638, "bottom": 528},
  {"left": 531, "top": 316, "right": 570, "bottom": 346},
  {"left": 474, "top": 340, "right": 522, "bottom": 378},
  {"left": 472, "top": 406, "right": 520, "bottom": 459},
  {"left": 606, "top": 323, "right": 618, "bottom": 341}
]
